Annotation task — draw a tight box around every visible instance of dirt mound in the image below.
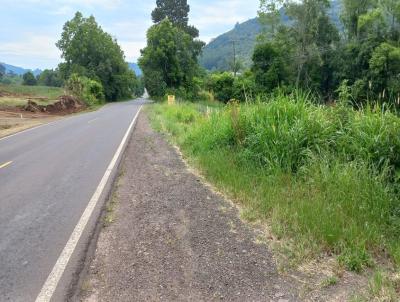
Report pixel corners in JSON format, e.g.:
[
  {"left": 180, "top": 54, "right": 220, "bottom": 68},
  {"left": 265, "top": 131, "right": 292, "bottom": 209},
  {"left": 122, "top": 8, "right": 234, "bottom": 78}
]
[{"left": 24, "top": 96, "right": 85, "bottom": 115}]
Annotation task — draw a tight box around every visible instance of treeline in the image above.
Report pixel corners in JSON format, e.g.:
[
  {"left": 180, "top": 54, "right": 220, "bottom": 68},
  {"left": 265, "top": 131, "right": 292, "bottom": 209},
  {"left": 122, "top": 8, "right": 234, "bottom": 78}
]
[
  {"left": 207, "top": 0, "right": 400, "bottom": 106},
  {"left": 141, "top": 0, "right": 400, "bottom": 108},
  {"left": 3, "top": 12, "right": 144, "bottom": 105},
  {"left": 251, "top": 0, "right": 400, "bottom": 105}
]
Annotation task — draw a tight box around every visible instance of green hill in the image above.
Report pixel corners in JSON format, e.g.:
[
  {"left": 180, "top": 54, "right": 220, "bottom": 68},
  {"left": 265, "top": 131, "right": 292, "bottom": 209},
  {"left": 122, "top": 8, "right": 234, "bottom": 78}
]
[
  {"left": 199, "top": 18, "right": 261, "bottom": 71},
  {"left": 199, "top": 0, "right": 342, "bottom": 71}
]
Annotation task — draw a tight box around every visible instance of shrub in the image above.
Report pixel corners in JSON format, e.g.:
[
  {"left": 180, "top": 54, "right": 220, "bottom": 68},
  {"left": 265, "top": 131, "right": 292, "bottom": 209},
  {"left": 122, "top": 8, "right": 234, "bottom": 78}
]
[
  {"left": 206, "top": 72, "right": 235, "bottom": 103},
  {"left": 66, "top": 74, "right": 104, "bottom": 106}
]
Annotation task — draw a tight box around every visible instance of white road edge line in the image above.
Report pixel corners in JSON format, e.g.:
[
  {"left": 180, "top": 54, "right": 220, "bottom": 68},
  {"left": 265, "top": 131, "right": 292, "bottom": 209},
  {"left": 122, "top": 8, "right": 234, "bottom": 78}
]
[{"left": 35, "top": 106, "right": 142, "bottom": 302}]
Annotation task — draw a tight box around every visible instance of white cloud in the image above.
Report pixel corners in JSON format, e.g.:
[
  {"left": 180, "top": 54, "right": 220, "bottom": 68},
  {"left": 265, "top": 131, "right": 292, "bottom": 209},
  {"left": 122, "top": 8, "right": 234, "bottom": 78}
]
[
  {"left": 0, "top": 0, "right": 260, "bottom": 68},
  {"left": 0, "top": 34, "right": 60, "bottom": 69},
  {"left": 119, "top": 41, "right": 147, "bottom": 61}
]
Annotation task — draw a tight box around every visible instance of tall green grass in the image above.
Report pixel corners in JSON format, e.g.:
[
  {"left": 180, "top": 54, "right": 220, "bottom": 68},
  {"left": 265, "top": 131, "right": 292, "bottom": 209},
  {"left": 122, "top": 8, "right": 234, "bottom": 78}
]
[{"left": 147, "top": 94, "right": 400, "bottom": 272}]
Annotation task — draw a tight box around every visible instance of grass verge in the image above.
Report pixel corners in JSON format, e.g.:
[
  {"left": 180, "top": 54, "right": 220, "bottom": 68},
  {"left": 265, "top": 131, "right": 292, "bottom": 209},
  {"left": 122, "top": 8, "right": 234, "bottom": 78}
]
[
  {"left": 145, "top": 95, "right": 400, "bottom": 278},
  {"left": 0, "top": 84, "right": 64, "bottom": 99}
]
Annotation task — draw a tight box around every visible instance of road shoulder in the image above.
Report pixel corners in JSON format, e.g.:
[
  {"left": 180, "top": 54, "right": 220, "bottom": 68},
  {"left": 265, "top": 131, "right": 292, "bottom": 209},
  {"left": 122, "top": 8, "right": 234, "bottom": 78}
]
[{"left": 79, "top": 110, "right": 298, "bottom": 301}]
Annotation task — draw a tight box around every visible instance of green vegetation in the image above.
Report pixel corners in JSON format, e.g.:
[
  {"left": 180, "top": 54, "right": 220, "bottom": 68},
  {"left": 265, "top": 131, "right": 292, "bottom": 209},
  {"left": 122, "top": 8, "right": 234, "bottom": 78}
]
[
  {"left": 0, "top": 64, "right": 5, "bottom": 81},
  {"left": 22, "top": 71, "right": 37, "bottom": 86},
  {"left": 139, "top": 0, "right": 204, "bottom": 100},
  {"left": 199, "top": 18, "right": 262, "bottom": 71},
  {"left": 37, "top": 69, "right": 64, "bottom": 87},
  {"left": 65, "top": 74, "right": 104, "bottom": 106},
  {"left": 57, "top": 12, "right": 142, "bottom": 102},
  {"left": 0, "top": 84, "right": 63, "bottom": 99},
  {"left": 147, "top": 95, "right": 400, "bottom": 273},
  {"left": 0, "top": 84, "right": 63, "bottom": 107},
  {"left": 199, "top": 0, "right": 342, "bottom": 72},
  {"left": 253, "top": 0, "right": 400, "bottom": 104}
]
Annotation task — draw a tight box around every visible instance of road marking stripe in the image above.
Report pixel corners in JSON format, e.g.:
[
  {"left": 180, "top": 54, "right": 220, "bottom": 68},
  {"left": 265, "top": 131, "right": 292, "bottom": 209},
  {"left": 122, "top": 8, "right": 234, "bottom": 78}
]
[
  {"left": 0, "top": 161, "right": 12, "bottom": 169},
  {"left": 88, "top": 118, "right": 99, "bottom": 124},
  {"left": 35, "top": 106, "right": 142, "bottom": 302}
]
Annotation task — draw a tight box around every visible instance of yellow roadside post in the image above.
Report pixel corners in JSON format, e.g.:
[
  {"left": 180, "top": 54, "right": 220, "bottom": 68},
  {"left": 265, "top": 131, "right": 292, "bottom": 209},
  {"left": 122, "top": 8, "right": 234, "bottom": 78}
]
[{"left": 168, "top": 95, "right": 176, "bottom": 105}]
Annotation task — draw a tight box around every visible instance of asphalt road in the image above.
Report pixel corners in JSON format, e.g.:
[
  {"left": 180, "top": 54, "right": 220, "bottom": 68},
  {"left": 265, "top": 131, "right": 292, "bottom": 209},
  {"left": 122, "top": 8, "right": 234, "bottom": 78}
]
[{"left": 0, "top": 99, "right": 144, "bottom": 301}]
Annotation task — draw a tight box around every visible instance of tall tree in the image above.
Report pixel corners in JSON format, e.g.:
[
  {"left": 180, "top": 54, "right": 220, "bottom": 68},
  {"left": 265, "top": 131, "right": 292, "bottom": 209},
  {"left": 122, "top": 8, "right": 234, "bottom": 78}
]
[
  {"left": 285, "top": 0, "right": 339, "bottom": 92},
  {"left": 258, "top": 0, "right": 284, "bottom": 38},
  {"left": 152, "top": 0, "right": 199, "bottom": 38},
  {"left": 57, "top": 12, "right": 137, "bottom": 101},
  {"left": 139, "top": 19, "right": 199, "bottom": 97},
  {"left": 341, "top": 0, "right": 375, "bottom": 40}
]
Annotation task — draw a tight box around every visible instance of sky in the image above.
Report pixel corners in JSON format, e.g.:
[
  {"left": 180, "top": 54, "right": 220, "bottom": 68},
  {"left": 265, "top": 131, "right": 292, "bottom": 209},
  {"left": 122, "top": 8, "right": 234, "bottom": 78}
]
[{"left": 0, "top": 0, "right": 260, "bottom": 70}]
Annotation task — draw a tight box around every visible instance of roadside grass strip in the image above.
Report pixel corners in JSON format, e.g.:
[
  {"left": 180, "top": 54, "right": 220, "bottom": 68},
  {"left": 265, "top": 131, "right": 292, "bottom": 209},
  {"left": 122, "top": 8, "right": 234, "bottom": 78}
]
[{"left": 146, "top": 96, "right": 400, "bottom": 275}]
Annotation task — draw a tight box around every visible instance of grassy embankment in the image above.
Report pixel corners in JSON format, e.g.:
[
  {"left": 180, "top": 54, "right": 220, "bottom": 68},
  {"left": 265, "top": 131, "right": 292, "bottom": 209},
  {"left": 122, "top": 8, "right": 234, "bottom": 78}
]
[
  {"left": 0, "top": 84, "right": 64, "bottom": 107},
  {"left": 147, "top": 94, "right": 400, "bottom": 296}
]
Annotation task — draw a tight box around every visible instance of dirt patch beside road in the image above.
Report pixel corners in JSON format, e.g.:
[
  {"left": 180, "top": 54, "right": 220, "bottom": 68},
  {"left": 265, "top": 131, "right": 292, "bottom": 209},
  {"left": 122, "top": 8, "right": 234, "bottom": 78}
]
[
  {"left": 0, "top": 95, "right": 85, "bottom": 138},
  {"left": 80, "top": 112, "right": 299, "bottom": 302},
  {"left": 0, "top": 110, "right": 59, "bottom": 138}
]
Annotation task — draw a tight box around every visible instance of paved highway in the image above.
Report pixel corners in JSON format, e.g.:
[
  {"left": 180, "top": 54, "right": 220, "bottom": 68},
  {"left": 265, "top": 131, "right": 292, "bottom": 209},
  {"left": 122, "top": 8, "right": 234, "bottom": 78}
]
[{"left": 0, "top": 99, "right": 144, "bottom": 301}]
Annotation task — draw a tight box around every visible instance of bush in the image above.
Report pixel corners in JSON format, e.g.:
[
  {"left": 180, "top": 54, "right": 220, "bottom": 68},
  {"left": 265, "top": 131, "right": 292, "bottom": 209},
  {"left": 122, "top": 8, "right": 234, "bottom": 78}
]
[
  {"left": 206, "top": 72, "right": 235, "bottom": 103},
  {"left": 66, "top": 74, "right": 104, "bottom": 106}
]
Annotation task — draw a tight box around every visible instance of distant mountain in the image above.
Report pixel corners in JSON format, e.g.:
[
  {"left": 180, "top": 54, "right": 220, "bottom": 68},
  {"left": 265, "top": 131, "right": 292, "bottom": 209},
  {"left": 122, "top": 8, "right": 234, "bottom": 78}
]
[
  {"left": 0, "top": 63, "right": 42, "bottom": 76},
  {"left": 128, "top": 63, "right": 142, "bottom": 76},
  {"left": 199, "top": 18, "right": 262, "bottom": 71},
  {"left": 199, "top": 0, "right": 342, "bottom": 71}
]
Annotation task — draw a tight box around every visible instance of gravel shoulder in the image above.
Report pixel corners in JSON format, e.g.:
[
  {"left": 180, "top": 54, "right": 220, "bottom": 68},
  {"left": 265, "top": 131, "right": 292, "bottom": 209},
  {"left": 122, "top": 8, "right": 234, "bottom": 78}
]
[{"left": 80, "top": 110, "right": 299, "bottom": 302}]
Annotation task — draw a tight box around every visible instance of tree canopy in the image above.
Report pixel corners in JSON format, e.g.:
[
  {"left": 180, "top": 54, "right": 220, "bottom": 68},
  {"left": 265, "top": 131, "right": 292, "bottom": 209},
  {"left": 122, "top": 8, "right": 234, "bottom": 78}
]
[
  {"left": 22, "top": 71, "right": 37, "bottom": 86},
  {"left": 254, "top": 0, "right": 400, "bottom": 104},
  {"left": 151, "top": 0, "right": 199, "bottom": 38},
  {"left": 139, "top": 19, "right": 200, "bottom": 98},
  {"left": 37, "top": 69, "right": 64, "bottom": 87},
  {"left": 140, "top": 0, "right": 204, "bottom": 99},
  {"left": 57, "top": 12, "right": 137, "bottom": 101}
]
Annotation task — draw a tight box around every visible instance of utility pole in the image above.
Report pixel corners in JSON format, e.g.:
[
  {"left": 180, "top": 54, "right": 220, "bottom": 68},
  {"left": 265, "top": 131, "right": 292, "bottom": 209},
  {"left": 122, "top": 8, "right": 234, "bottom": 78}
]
[{"left": 232, "top": 40, "right": 237, "bottom": 77}]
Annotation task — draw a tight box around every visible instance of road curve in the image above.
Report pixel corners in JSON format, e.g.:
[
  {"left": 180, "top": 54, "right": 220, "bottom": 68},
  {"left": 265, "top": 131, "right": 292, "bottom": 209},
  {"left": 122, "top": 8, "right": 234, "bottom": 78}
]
[{"left": 0, "top": 99, "right": 145, "bottom": 301}]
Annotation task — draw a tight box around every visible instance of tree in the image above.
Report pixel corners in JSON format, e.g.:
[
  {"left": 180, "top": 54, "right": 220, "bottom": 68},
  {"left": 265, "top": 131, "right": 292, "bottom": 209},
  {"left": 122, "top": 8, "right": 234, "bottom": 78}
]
[
  {"left": 258, "top": 0, "right": 284, "bottom": 38},
  {"left": 341, "top": 0, "right": 375, "bottom": 40},
  {"left": 152, "top": 0, "right": 198, "bottom": 38},
  {"left": 139, "top": 19, "right": 200, "bottom": 98},
  {"left": 57, "top": 12, "right": 137, "bottom": 101},
  {"left": 207, "top": 72, "right": 236, "bottom": 103},
  {"left": 369, "top": 42, "right": 400, "bottom": 98},
  {"left": 0, "top": 64, "right": 5, "bottom": 80},
  {"left": 252, "top": 42, "right": 288, "bottom": 92},
  {"left": 23, "top": 72, "right": 37, "bottom": 86},
  {"left": 37, "top": 69, "right": 64, "bottom": 87}
]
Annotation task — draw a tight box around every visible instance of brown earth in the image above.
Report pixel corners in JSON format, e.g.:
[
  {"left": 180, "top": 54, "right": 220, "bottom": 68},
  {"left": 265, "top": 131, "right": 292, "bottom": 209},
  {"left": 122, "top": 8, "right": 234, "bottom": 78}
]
[
  {"left": 24, "top": 95, "right": 85, "bottom": 114},
  {"left": 79, "top": 112, "right": 300, "bottom": 302},
  {"left": 0, "top": 95, "right": 85, "bottom": 138},
  {"left": 0, "top": 110, "right": 59, "bottom": 138}
]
